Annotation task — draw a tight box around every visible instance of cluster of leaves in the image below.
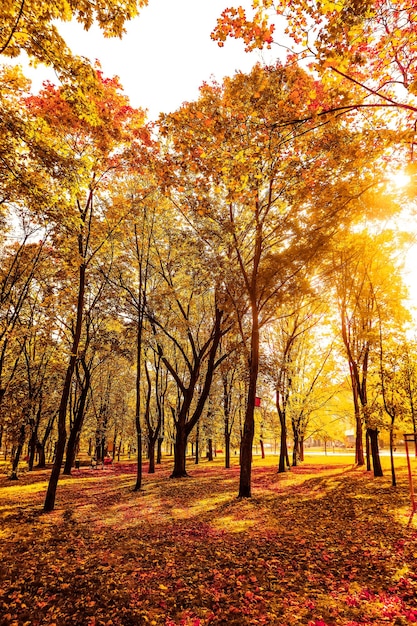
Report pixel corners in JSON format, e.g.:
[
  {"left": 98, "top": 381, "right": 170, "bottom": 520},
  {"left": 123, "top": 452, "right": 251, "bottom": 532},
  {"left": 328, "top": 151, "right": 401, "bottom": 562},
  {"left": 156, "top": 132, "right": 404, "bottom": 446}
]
[
  {"left": 212, "top": 1, "right": 417, "bottom": 121},
  {"left": 1, "top": 457, "right": 417, "bottom": 625}
]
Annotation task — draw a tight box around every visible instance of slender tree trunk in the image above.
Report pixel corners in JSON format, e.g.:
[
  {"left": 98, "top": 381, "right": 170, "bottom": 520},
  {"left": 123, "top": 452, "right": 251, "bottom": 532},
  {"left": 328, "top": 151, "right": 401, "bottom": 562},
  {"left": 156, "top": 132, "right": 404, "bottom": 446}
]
[
  {"left": 355, "top": 407, "right": 364, "bottom": 466},
  {"left": 239, "top": 301, "right": 259, "bottom": 498},
  {"left": 368, "top": 427, "right": 383, "bottom": 477},
  {"left": 157, "top": 437, "right": 163, "bottom": 464},
  {"left": 350, "top": 370, "right": 364, "bottom": 466},
  {"left": 225, "top": 417, "right": 230, "bottom": 469},
  {"left": 44, "top": 260, "right": 86, "bottom": 512},
  {"left": 9, "top": 423, "right": 25, "bottom": 480},
  {"left": 28, "top": 406, "right": 41, "bottom": 472},
  {"left": 299, "top": 435, "right": 304, "bottom": 462},
  {"left": 389, "top": 419, "right": 396, "bottom": 487},
  {"left": 292, "top": 429, "right": 299, "bottom": 467},
  {"left": 148, "top": 438, "right": 156, "bottom": 473},
  {"left": 195, "top": 421, "right": 200, "bottom": 465},
  {"left": 134, "top": 321, "right": 143, "bottom": 491},
  {"left": 207, "top": 438, "right": 213, "bottom": 461},
  {"left": 278, "top": 406, "right": 287, "bottom": 473},
  {"left": 365, "top": 430, "right": 371, "bottom": 471},
  {"left": 260, "top": 438, "right": 265, "bottom": 459},
  {"left": 63, "top": 362, "right": 90, "bottom": 474}
]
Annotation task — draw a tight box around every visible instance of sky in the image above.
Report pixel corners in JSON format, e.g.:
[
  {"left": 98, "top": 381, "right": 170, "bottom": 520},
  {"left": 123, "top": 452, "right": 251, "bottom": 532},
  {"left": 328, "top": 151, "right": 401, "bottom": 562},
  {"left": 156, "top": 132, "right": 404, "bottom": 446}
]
[{"left": 50, "top": 0, "right": 279, "bottom": 120}]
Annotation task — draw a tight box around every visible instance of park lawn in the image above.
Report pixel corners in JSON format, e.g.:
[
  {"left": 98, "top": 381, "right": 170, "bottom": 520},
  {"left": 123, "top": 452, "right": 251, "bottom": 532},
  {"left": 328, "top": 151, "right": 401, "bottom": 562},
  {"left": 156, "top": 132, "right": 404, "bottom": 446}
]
[{"left": 1, "top": 455, "right": 417, "bottom": 626}]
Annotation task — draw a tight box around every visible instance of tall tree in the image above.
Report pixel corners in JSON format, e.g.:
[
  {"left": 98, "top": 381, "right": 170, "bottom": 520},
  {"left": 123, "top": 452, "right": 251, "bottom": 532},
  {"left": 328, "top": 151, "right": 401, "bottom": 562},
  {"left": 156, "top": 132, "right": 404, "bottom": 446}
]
[
  {"left": 24, "top": 72, "right": 149, "bottom": 511},
  {"left": 146, "top": 227, "right": 229, "bottom": 478},
  {"left": 159, "top": 61, "right": 392, "bottom": 497},
  {"left": 332, "top": 229, "right": 410, "bottom": 476}
]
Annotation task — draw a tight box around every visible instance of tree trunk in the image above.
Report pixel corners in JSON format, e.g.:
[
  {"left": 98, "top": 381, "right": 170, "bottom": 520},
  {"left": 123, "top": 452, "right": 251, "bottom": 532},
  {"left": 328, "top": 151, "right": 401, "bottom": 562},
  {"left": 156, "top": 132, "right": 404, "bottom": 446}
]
[
  {"left": 37, "top": 442, "right": 46, "bottom": 468},
  {"left": 195, "top": 421, "right": 200, "bottom": 465},
  {"left": 63, "top": 361, "right": 90, "bottom": 474},
  {"left": 28, "top": 413, "right": 40, "bottom": 472},
  {"left": 292, "top": 430, "right": 299, "bottom": 467},
  {"left": 389, "top": 419, "right": 396, "bottom": 487},
  {"left": 299, "top": 435, "right": 304, "bottom": 462},
  {"left": 157, "top": 437, "right": 163, "bottom": 464},
  {"left": 278, "top": 404, "right": 287, "bottom": 473},
  {"left": 365, "top": 429, "right": 371, "bottom": 471},
  {"left": 134, "top": 427, "right": 142, "bottom": 489},
  {"left": 44, "top": 260, "right": 86, "bottom": 512},
  {"left": 148, "top": 438, "right": 156, "bottom": 473},
  {"left": 238, "top": 301, "right": 259, "bottom": 498},
  {"left": 355, "top": 406, "right": 364, "bottom": 466},
  {"left": 133, "top": 327, "right": 142, "bottom": 490},
  {"left": 171, "top": 424, "right": 188, "bottom": 477},
  {"left": 9, "top": 423, "right": 25, "bottom": 480},
  {"left": 207, "top": 437, "right": 213, "bottom": 461},
  {"left": 368, "top": 427, "right": 383, "bottom": 477},
  {"left": 260, "top": 438, "right": 265, "bottom": 459},
  {"left": 225, "top": 418, "right": 231, "bottom": 469}
]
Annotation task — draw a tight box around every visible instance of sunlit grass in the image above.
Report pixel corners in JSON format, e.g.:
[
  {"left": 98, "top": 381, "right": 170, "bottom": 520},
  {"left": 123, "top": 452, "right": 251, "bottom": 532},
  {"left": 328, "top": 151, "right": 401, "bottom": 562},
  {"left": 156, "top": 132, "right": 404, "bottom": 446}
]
[{"left": 212, "top": 514, "right": 257, "bottom": 533}]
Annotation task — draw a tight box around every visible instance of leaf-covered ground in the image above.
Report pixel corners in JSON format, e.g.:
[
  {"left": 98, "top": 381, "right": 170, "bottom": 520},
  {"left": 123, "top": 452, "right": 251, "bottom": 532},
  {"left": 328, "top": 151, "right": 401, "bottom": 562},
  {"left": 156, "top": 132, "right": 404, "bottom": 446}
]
[{"left": 1, "top": 455, "right": 417, "bottom": 625}]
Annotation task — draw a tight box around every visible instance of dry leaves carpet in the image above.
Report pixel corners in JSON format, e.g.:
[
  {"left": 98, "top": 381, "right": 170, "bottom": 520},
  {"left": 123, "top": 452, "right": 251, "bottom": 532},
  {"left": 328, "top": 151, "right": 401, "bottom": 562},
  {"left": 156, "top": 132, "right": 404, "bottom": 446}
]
[{"left": 1, "top": 456, "right": 417, "bottom": 625}]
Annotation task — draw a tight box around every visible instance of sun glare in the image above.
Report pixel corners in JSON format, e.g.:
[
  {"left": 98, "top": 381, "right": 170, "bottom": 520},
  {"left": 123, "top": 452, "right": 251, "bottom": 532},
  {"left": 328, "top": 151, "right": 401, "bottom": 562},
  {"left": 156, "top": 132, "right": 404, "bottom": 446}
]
[{"left": 390, "top": 171, "right": 411, "bottom": 189}]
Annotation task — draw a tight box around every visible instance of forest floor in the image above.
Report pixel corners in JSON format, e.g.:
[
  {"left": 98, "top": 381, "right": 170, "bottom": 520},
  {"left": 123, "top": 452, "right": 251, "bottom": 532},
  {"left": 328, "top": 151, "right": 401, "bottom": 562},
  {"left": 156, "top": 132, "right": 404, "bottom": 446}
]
[{"left": 1, "top": 454, "right": 417, "bottom": 626}]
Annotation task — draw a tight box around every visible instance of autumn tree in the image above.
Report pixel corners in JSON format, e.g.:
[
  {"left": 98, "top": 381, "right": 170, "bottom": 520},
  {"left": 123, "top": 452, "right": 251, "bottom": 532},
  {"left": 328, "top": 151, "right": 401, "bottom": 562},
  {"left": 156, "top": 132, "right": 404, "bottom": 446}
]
[
  {"left": 159, "top": 61, "right": 392, "bottom": 497},
  {"left": 107, "top": 185, "right": 159, "bottom": 490},
  {"left": 21, "top": 71, "right": 149, "bottom": 511},
  {"left": 401, "top": 340, "right": 417, "bottom": 454},
  {"left": 332, "top": 229, "right": 411, "bottom": 477},
  {"left": 218, "top": 343, "right": 245, "bottom": 468},
  {"left": 212, "top": 0, "right": 417, "bottom": 120},
  {"left": 264, "top": 295, "right": 335, "bottom": 470},
  {"left": 373, "top": 258, "right": 411, "bottom": 486},
  {"left": 0, "top": 0, "right": 148, "bottom": 107},
  {"left": 145, "top": 224, "right": 229, "bottom": 478}
]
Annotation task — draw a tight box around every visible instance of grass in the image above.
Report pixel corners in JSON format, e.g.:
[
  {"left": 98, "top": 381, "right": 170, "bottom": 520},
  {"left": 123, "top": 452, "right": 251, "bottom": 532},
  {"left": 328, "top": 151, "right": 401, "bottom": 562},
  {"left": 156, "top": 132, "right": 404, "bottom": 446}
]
[{"left": 1, "top": 453, "right": 417, "bottom": 625}]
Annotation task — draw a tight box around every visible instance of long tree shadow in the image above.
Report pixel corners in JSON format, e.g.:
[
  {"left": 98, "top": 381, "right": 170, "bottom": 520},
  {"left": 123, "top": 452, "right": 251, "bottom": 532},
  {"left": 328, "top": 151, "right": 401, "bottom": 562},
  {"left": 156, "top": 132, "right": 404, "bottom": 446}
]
[{"left": 1, "top": 460, "right": 417, "bottom": 625}]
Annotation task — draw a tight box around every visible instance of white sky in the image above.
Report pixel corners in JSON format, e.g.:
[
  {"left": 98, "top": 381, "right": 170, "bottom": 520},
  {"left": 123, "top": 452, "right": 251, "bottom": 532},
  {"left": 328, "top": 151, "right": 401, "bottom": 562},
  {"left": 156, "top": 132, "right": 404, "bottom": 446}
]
[{"left": 52, "top": 0, "right": 279, "bottom": 120}]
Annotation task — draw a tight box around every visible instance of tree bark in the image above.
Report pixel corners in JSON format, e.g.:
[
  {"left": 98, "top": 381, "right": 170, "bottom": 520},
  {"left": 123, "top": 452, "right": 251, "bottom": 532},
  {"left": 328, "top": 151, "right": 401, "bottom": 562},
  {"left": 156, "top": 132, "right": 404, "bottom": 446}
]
[
  {"left": 170, "top": 307, "right": 224, "bottom": 478},
  {"left": 28, "top": 400, "right": 42, "bottom": 472},
  {"left": 368, "top": 427, "right": 383, "bottom": 477},
  {"left": 277, "top": 398, "right": 287, "bottom": 473},
  {"left": 172, "top": 425, "right": 188, "bottom": 477},
  {"left": 207, "top": 438, "right": 213, "bottom": 461},
  {"left": 365, "top": 429, "right": 371, "bottom": 471},
  {"left": 148, "top": 439, "right": 156, "bottom": 473},
  {"left": 299, "top": 435, "right": 304, "bottom": 462},
  {"left": 389, "top": 421, "right": 396, "bottom": 487},
  {"left": 292, "top": 430, "right": 299, "bottom": 467},
  {"left": 238, "top": 301, "right": 259, "bottom": 498},
  {"left": 195, "top": 421, "right": 200, "bottom": 465},
  {"left": 9, "top": 423, "right": 25, "bottom": 480},
  {"left": 225, "top": 418, "right": 230, "bottom": 469},
  {"left": 134, "top": 317, "right": 143, "bottom": 491},
  {"left": 157, "top": 437, "right": 163, "bottom": 464}
]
